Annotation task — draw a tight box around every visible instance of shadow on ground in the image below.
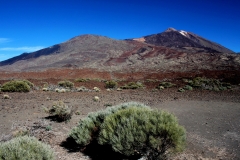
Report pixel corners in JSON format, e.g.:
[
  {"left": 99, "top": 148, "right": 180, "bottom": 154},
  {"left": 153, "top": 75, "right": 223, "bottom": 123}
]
[{"left": 61, "top": 138, "right": 141, "bottom": 160}]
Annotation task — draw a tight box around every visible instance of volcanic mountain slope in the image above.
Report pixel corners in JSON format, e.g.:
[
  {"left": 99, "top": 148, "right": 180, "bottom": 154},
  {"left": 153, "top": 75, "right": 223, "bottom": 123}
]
[
  {"left": 132, "top": 28, "right": 234, "bottom": 53},
  {"left": 0, "top": 28, "right": 239, "bottom": 72}
]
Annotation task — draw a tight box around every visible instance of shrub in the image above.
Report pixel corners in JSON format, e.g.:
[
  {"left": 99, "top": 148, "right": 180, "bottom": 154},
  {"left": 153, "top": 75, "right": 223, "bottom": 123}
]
[
  {"left": 3, "top": 94, "right": 10, "bottom": 99},
  {"left": 1, "top": 80, "right": 30, "bottom": 92},
  {"left": 178, "top": 88, "right": 185, "bottom": 92},
  {"left": 186, "top": 77, "right": 231, "bottom": 91},
  {"left": 69, "top": 102, "right": 149, "bottom": 146},
  {"left": 58, "top": 80, "right": 74, "bottom": 88},
  {"left": 22, "top": 80, "right": 34, "bottom": 88},
  {"left": 156, "top": 82, "right": 176, "bottom": 90},
  {"left": 77, "top": 86, "right": 88, "bottom": 92},
  {"left": 42, "top": 87, "right": 48, "bottom": 91},
  {"left": 93, "top": 96, "right": 100, "bottom": 101},
  {"left": 117, "top": 88, "right": 122, "bottom": 91},
  {"left": 0, "top": 136, "right": 55, "bottom": 160},
  {"left": 99, "top": 107, "right": 186, "bottom": 159},
  {"left": 44, "top": 101, "right": 73, "bottom": 121},
  {"left": 75, "top": 78, "right": 90, "bottom": 82},
  {"left": 183, "top": 85, "right": 193, "bottom": 91},
  {"left": 121, "top": 82, "right": 143, "bottom": 89},
  {"left": 69, "top": 102, "right": 186, "bottom": 159},
  {"left": 105, "top": 80, "right": 118, "bottom": 89},
  {"left": 93, "top": 87, "right": 100, "bottom": 92}
]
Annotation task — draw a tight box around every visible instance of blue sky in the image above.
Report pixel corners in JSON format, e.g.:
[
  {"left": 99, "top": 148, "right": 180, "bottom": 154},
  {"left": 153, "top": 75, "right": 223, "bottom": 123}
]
[{"left": 0, "top": 0, "right": 239, "bottom": 61}]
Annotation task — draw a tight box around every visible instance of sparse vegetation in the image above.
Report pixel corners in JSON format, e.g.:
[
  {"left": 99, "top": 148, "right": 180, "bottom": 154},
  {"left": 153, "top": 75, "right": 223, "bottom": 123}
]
[
  {"left": 22, "top": 79, "right": 34, "bottom": 88},
  {"left": 58, "top": 80, "right": 74, "bottom": 88},
  {"left": 93, "top": 87, "right": 100, "bottom": 92},
  {"left": 1, "top": 80, "right": 31, "bottom": 92},
  {"left": 145, "top": 79, "right": 158, "bottom": 83},
  {"left": 183, "top": 85, "right": 193, "bottom": 91},
  {"left": 156, "top": 81, "right": 176, "bottom": 90},
  {"left": 178, "top": 88, "right": 185, "bottom": 92},
  {"left": 3, "top": 94, "right": 10, "bottom": 99},
  {"left": 42, "top": 87, "right": 48, "bottom": 91},
  {"left": 105, "top": 80, "right": 118, "bottom": 89},
  {"left": 44, "top": 101, "right": 73, "bottom": 121},
  {"left": 93, "top": 96, "right": 99, "bottom": 101},
  {"left": 69, "top": 102, "right": 185, "bottom": 159},
  {"left": 185, "top": 77, "right": 232, "bottom": 91},
  {"left": 0, "top": 136, "right": 55, "bottom": 160},
  {"left": 120, "top": 82, "right": 144, "bottom": 89},
  {"left": 75, "top": 78, "right": 90, "bottom": 82},
  {"left": 77, "top": 86, "right": 88, "bottom": 92}
]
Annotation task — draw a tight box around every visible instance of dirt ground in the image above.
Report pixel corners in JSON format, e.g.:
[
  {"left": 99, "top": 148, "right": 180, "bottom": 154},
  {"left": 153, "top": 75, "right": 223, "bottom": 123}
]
[{"left": 0, "top": 87, "right": 240, "bottom": 160}]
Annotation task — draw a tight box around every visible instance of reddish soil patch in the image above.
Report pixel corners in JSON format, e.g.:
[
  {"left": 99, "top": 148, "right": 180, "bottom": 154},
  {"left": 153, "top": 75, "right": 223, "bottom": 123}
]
[{"left": 0, "top": 69, "right": 239, "bottom": 84}]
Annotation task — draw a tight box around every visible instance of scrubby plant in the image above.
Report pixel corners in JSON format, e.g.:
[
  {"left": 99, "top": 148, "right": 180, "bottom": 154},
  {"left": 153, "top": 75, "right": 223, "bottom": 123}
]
[
  {"left": 1, "top": 80, "right": 31, "bottom": 92},
  {"left": 99, "top": 107, "right": 186, "bottom": 159},
  {"left": 178, "top": 88, "right": 185, "bottom": 92},
  {"left": 42, "top": 87, "right": 48, "bottom": 91},
  {"left": 183, "top": 85, "right": 193, "bottom": 91},
  {"left": 77, "top": 86, "right": 88, "bottom": 92},
  {"left": 121, "top": 82, "right": 144, "bottom": 89},
  {"left": 117, "top": 88, "right": 122, "bottom": 91},
  {"left": 158, "top": 86, "right": 165, "bottom": 90},
  {"left": 105, "top": 80, "right": 118, "bottom": 89},
  {"left": 156, "top": 82, "right": 176, "bottom": 90},
  {"left": 45, "top": 125, "right": 52, "bottom": 131},
  {"left": 75, "top": 78, "right": 90, "bottom": 82},
  {"left": 69, "top": 102, "right": 150, "bottom": 146},
  {"left": 3, "top": 94, "right": 10, "bottom": 99},
  {"left": 186, "top": 77, "right": 232, "bottom": 91},
  {"left": 58, "top": 80, "right": 74, "bottom": 88},
  {"left": 75, "top": 111, "right": 81, "bottom": 115},
  {"left": 59, "top": 88, "right": 67, "bottom": 93},
  {"left": 44, "top": 101, "right": 73, "bottom": 121},
  {"left": 22, "top": 79, "right": 34, "bottom": 88},
  {"left": 93, "top": 96, "right": 100, "bottom": 101},
  {"left": 0, "top": 136, "right": 55, "bottom": 160},
  {"left": 145, "top": 79, "right": 158, "bottom": 83},
  {"left": 69, "top": 102, "right": 185, "bottom": 159},
  {"left": 93, "top": 87, "right": 100, "bottom": 92}
]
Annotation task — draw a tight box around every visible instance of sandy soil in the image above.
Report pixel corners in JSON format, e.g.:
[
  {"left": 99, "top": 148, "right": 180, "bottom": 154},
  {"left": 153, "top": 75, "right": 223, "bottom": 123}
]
[{"left": 0, "top": 88, "right": 240, "bottom": 160}]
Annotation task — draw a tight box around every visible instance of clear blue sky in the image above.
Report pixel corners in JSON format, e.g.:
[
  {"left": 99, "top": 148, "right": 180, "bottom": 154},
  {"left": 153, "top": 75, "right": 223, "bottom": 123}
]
[{"left": 0, "top": 0, "right": 239, "bottom": 61}]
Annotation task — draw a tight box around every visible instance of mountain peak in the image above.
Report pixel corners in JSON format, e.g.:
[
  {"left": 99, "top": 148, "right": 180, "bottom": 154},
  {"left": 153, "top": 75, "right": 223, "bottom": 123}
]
[{"left": 165, "top": 27, "right": 177, "bottom": 32}]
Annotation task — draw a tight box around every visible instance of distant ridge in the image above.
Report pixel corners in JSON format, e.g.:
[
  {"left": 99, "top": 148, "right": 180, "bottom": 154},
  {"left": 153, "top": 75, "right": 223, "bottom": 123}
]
[{"left": 0, "top": 28, "right": 239, "bottom": 72}]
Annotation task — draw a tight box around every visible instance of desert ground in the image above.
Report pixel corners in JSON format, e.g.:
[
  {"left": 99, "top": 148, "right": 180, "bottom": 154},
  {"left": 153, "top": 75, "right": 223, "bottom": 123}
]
[{"left": 0, "top": 79, "right": 240, "bottom": 160}]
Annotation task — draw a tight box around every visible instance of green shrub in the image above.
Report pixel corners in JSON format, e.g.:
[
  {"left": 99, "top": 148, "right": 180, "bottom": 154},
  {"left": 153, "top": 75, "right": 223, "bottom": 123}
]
[
  {"left": 156, "top": 82, "right": 176, "bottom": 90},
  {"left": 1, "top": 80, "right": 30, "bottom": 92},
  {"left": 178, "top": 88, "right": 185, "bottom": 92},
  {"left": 0, "top": 136, "right": 55, "bottom": 160},
  {"left": 75, "top": 78, "right": 90, "bottom": 82},
  {"left": 22, "top": 80, "right": 34, "bottom": 88},
  {"left": 69, "top": 102, "right": 149, "bottom": 146},
  {"left": 3, "top": 94, "right": 10, "bottom": 99},
  {"left": 187, "top": 77, "right": 232, "bottom": 91},
  {"left": 105, "top": 80, "right": 118, "bottom": 89},
  {"left": 69, "top": 102, "right": 186, "bottom": 159},
  {"left": 77, "top": 86, "right": 88, "bottom": 92},
  {"left": 44, "top": 101, "right": 73, "bottom": 121},
  {"left": 58, "top": 80, "right": 74, "bottom": 88},
  {"left": 99, "top": 107, "right": 186, "bottom": 159},
  {"left": 120, "top": 82, "right": 143, "bottom": 89},
  {"left": 183, "top": 85, "right": 193, "bottom": 91}
]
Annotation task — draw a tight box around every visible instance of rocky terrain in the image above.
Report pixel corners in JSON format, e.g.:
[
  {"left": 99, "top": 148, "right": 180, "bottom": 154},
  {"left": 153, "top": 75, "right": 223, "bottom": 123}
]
[
  {"left": 0, "top": 82, "right": 240, "bottom": 160},
  {"left": 0, "top": 28, "right": 239, "bottom": 159}
]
